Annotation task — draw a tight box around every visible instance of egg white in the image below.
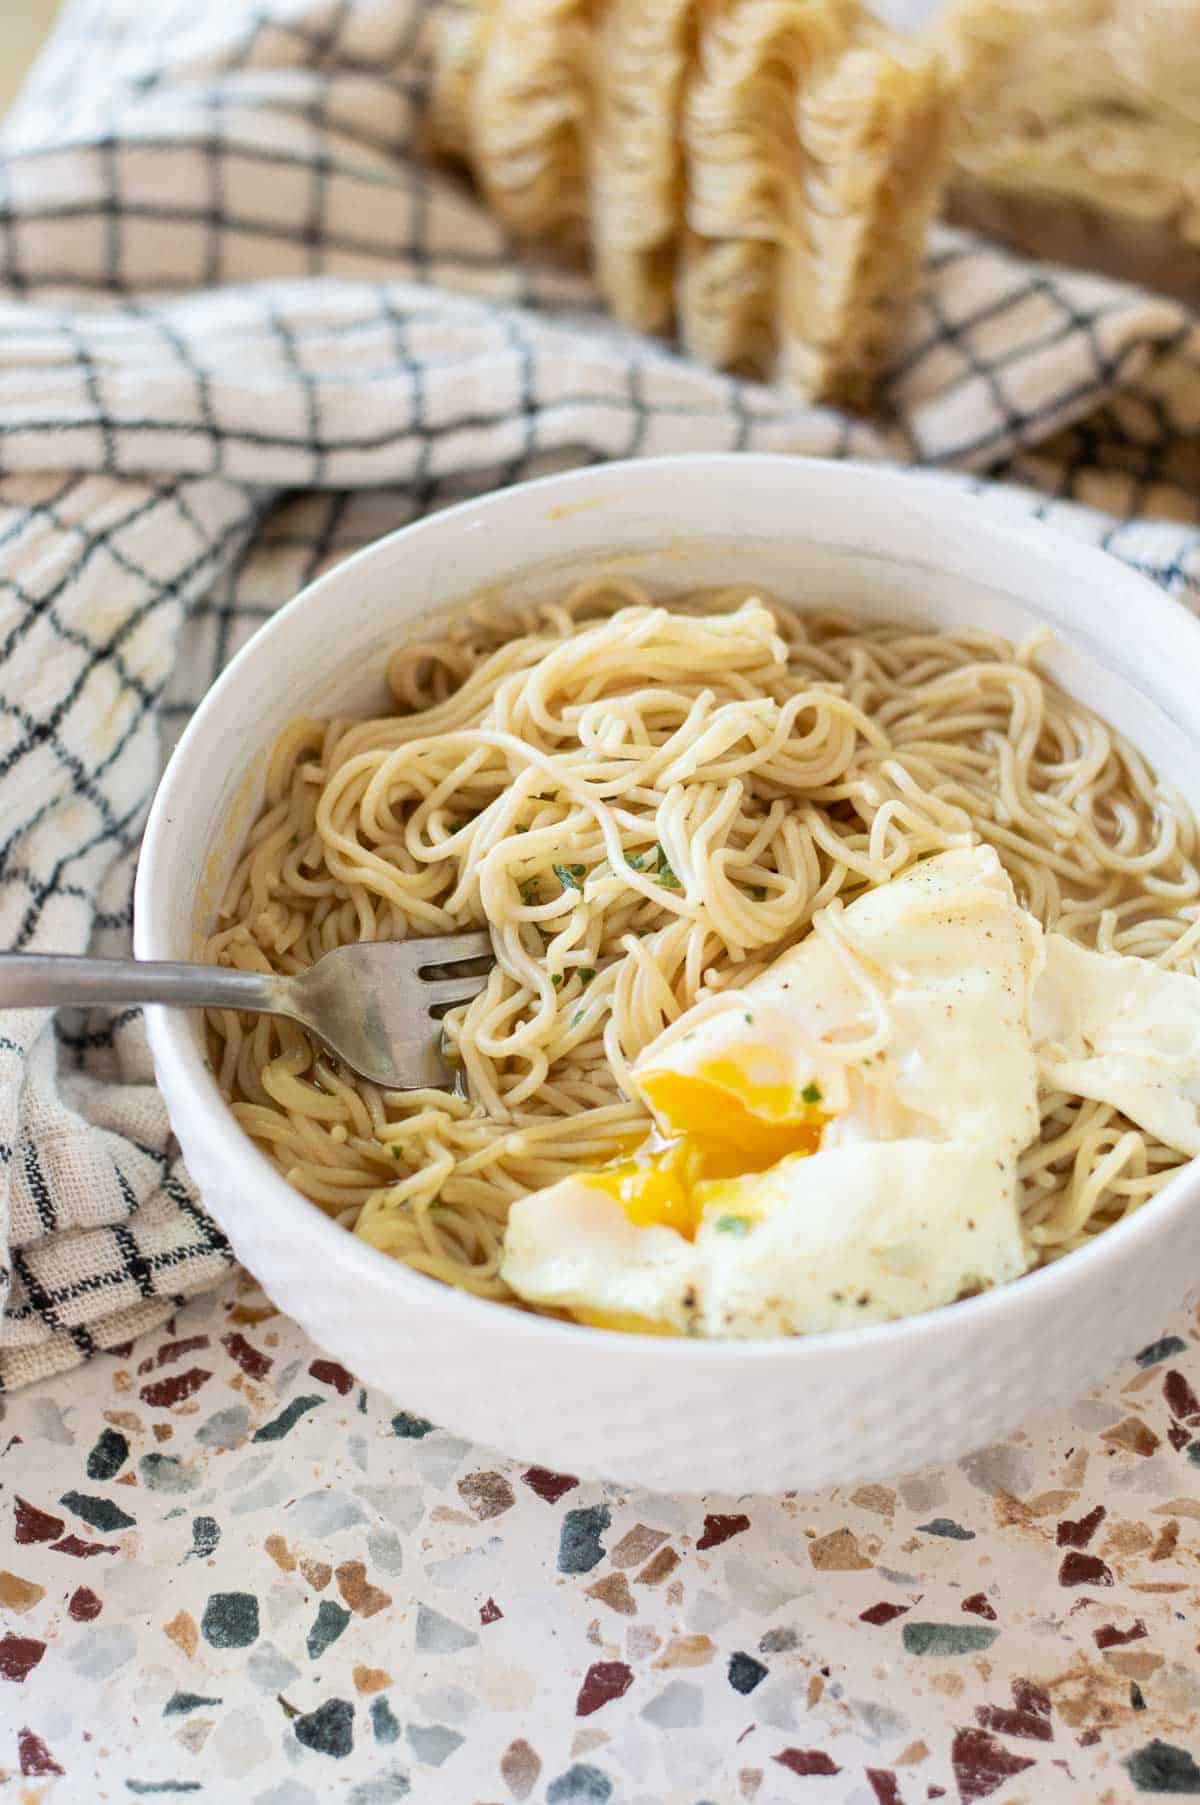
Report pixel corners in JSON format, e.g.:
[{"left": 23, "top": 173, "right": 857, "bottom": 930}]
[{"left": 1035, "top": 934, "right": 1200, "bottom": 1157}]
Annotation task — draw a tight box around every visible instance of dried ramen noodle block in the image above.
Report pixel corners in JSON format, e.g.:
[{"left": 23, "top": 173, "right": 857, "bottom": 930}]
[
  {"left": 780, "top": 40, "right": 953, "bottom": 410},
  {"left": 470, "top": 0, "right": 596, "bottom": 249},
  {"left": 677, "top": 233, "right": 781, "bottom": 376},
  {"left": 678, "top": 0, "right": 859, "bottom": 378},
  {"left": 937, "top": 0, "right": 1200, "bottom": 301},
  {"left": 429, "top": 0, "right": 495, "bottom": 163},
  {"left": 589, "top": 0, "right": 695, "bottom": 333}
]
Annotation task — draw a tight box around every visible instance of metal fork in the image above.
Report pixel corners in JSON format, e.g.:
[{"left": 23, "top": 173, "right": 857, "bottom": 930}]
[{"left": 0, "top": 932, "right": 494, "bottom": 1090}]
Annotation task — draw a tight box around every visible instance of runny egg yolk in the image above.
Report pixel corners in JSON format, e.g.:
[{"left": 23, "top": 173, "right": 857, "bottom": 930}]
[
  {"left": 583, "top": 1070, "right": 825, "bottom": 1240},
  {"left": 639, "top": 1066, "right": 825, "bottom": 1166},
  {"left": 571, "top": 1308, "right": 682, "bottom": 1336}
]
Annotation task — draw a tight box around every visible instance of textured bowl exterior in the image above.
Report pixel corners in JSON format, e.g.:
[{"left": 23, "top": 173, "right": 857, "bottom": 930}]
[{"left": 136, "top": 455, "right": 1200, "bottom": 1494}]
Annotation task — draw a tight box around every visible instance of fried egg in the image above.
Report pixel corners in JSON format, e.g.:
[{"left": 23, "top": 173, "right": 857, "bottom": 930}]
[
  {"left": 500, "top": 847, "right": 1200, "bottom": 1337},
  {"left": 503, "top": 848, "right": 1042, "bottom": 1333}
]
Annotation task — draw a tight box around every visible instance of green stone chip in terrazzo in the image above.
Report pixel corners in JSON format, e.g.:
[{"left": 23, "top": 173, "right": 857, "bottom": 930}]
[
  {"left": 124, "top": 1784, "right": 203, "bottom": 1796},
  {"left": 294, "top": 1697, "right": 355, "bottom": 1758},
  {"left": 1135, "top": 1336, "right": 1188, "bottom": 1367},
  {"left": 390, "top": 1412, "right": 435, "bottom": 1438},
  {"left": 163, "top": 1692, "right": 223, "bottom": 1717},
  {"left": 306, "top": 1600, "right": 350, "bottom": 1661},
  {"left": 546, "top": 1764, "right": 614, "bottom": 1803},
  {"left": 1125, "top": 1739, "right": 1200, "bottom": 1793},
  {"left": 252, "top": 1393, "right": 323, "bottom": 1442},
  {"left": 201, "top": 1592, "right": 259, "bottom": 1649},
  {"left": 916, "top": 1517, "right": 976, "bottom": 1540},
  {"left": 903, "top": 1622, "right": 1001, "bottom": 1656},
  {"left": 85, "top": 1429, "right": 129, "bottom": 1481},
  {"left": 59, "top": 1491, "right": 136, "bottom": 1533},
  {"left": 727, "top": 1651, "right": 767, "bottom": 1694},
  {"left": 370, "top": 1696, "right": 402, "bottom": 1746},
  {"left": 558, "top": 1505, "right": 610, "bottom": 1573},
  {"left": 185, "top": 1516, "right": 220, "bottom": 1560},
  {"left": 139, "top": 1453, "right": 198, "bottom": 1493}
]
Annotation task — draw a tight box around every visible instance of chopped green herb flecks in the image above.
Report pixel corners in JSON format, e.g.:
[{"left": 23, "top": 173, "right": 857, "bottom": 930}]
[
  {"left": 625, "top": 850, "right": 646, "bottom": 871},
  {"left": 519, "top": 879, "right": 540, "bottom": 906},
  {"left": 802, "top": 1081, "right": 823, "bottom": 1106},
  {"left": 744, "top": 1013, "right": 754, "bottom": 1025},
  {"left": 745, "top": 884, "right": 767, "bottom": 901},
  {"left": 716, "top": 1216, "right": 751, "bottom": 1237},
  {"left": 655, "top": 845, "right": 681, "bottom": 891},
  {"left": 577, "top": 967, "right": 596, "bottom": 987},
  {"left": 570, "top": 1010, "right": 583, "bottom": 1027},
  {"left": 551, "top": 973, "right": 563, "bottom": 988},
  {"left": 554, "top": 863, "right": 584, "bottom": 892}
]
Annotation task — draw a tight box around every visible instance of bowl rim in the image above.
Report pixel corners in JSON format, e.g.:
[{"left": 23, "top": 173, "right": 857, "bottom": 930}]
[{"left": 135, "top": 451, "right": 1200, "bottom": 1364}]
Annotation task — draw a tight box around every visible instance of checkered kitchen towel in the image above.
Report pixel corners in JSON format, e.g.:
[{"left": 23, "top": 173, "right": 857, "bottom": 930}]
[{"left": 3, "top": 0, "right": 1200, "bottom": 1388}]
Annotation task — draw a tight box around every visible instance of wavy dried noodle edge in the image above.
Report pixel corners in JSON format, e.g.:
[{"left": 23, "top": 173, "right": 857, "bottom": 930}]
[
  {"left": 467, "top": 0, "right": 596, "bottom": 249},
  {"left": 935, "top": 0, "right": 1200, "bottom": 272},
  {"left": 429, "top": 0, "right": 495, "bottom": 163},
  {"left": 781, "top": 39, "right": 955, "bottom": 411},
  {"left": 589, "top": 0, "right": 696, "bottom": 334},
  {"left": 677, "top": 0, "right": 861, "bottom": 380}
]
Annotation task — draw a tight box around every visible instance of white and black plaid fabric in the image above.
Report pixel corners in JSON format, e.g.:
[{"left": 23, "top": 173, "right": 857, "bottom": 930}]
[{"left": 3, "top": 0, "right": 1200, "bottom": 1387}]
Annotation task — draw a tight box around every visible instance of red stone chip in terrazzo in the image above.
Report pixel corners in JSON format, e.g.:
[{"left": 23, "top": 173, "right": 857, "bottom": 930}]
[
  {"left": 138, "top": 1335, "right": 211, "bottom": 1375},
  {"left": 68, "top": 1586, "right": 103, "bottom": 1621},
  {"left": 975, "top": 1679, "right": 1053, "bottom": 1742},
  {"left": 0, "top": 1634, "right": 47, "bottom": 1682},
  {"left": 139, "top": 1368, "right": 212, "bottom": 1408},
  {"left": 951, "top": 1728, "right": 1036, "bottom": 1803},
  {"left": 221, "top": 1332, "right": 273, "bottom": 1381},
  {"left": 309, "top": 1358, "right": 354, "bottom": 1394},
  {"left": 14, "top": 1499, "right": 64, "bottom": 1545},
  {"left": 775, "top": 1748, "right": 841, "bottom": 1777},
  {"left": 520, "top": 1466, "right": 579, "bottom": 1504},
  {"left": 575, "top": 1660, "right": 633, "bottom": 1716},
  {"left": 1059, "top": 1551, "right": 1115, "bottom": 1587},
  {"left": 696, "top": 1512, "right": 750, "bottom": 1550},
  {"left": 860, "top": 1601, "right": 910, "bottom": 1626},
  {"left": 1056, "top": 1504, "right": 1106, "bottom": 1548},
  {"left": 18, "top": 1728, "right": 64, "bottom": 1776}
]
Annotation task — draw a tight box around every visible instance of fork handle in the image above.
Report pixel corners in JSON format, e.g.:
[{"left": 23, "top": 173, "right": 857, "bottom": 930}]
[{"left": 0, "top": 953, "right": 279, "bottom": 1014}]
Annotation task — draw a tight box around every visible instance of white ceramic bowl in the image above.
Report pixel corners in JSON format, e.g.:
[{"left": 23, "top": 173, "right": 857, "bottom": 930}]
[{"left": 136, "top": 455, "right": 1200, "bottom": 1494}]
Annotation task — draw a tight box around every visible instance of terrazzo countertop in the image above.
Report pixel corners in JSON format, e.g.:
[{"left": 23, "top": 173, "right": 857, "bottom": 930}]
[{"left": 3, "top": 1275, "right": 1200, "bottom": 1803}]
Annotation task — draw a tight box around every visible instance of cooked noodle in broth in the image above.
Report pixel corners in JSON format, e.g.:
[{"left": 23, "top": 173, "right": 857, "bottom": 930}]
[{"left": 204, "top": 582, "right": 1200, "bottom": 1313}]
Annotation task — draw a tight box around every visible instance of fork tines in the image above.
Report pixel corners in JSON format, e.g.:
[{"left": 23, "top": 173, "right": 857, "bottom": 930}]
[{"left": 411, "top": 930, "right": 493, "bottom": 974}]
